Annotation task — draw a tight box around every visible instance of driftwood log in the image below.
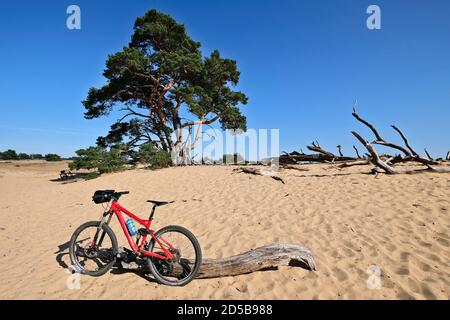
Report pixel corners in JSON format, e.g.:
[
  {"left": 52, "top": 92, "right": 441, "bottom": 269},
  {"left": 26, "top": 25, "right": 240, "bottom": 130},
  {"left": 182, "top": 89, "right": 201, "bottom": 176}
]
[
  {"left": 279, "top": 152, "right": 356, "bottom": 164},
  {"left": 352, "top": 109, "right": 439, "bottom": 166},
  {"left": 337, "top": 159, "right": 371, "bottom": 168},
  {"left": 119, "top": 243, "right": 316, "bottom": 279},
  {"left": 270, "top": 107, "right": 448, "bottom": 175},
  {"left": 307, "top": 141, "right": 335, "bottom": 158},
  {"left": 196, "top": 243, "right": 316, "bottom": 278},
  {"left": 352, "top": 131, "right": 450, "bottom": 174},
  {"left": 233, "top": 167, "right": 286, "bottom": 184}
]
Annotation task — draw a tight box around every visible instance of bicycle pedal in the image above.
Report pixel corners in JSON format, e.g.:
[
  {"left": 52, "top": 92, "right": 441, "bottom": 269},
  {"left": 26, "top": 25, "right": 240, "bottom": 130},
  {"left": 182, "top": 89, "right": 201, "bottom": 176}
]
[{"left": 116, "top": 247, "right": 137, "bottom": 263}]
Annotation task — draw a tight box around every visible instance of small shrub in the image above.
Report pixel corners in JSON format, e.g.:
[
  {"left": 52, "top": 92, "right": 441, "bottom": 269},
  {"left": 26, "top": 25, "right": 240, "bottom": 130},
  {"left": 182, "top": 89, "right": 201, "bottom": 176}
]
[
  {"left": 0, "top": 149, "right": 18, "bottom": 160},
  {"left": 133, "top": 144, "right": 172, "bottom": 169},
  {"left": 18, "top": 153, "right": 31, "bottom": 160},
  {"left": 69, "top": 146, "right": 127, "bottom": 174},
  {"left": 45, "top": 154, "right": 62, "bottom": 161}
]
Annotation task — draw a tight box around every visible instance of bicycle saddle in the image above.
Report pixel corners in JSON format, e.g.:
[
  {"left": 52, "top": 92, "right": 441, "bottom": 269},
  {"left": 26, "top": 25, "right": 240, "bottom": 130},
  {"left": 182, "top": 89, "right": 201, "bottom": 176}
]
[{"left": 147, "top": 200, "right": 175, "bottom": 207}]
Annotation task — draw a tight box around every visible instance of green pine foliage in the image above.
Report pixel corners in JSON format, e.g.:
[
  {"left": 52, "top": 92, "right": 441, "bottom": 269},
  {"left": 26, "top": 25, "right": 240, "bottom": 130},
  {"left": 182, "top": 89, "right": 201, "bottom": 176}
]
[
  {"left": 44, "top": 154, "right": 62, "bottom": 161},
  {"left": 132, "top": 143, "right": 172, "bottom": 169},
  {"left": 83, "top": 9, "right": 248, "bottom": 154},
  {"left": 69, "top": 147, "right": 128, "bottom": 174}
]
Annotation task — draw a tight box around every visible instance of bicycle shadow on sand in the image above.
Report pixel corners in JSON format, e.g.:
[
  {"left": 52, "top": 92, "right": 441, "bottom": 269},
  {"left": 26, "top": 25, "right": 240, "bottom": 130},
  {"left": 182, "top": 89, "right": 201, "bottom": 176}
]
[{"left": 54, "top": 241, "right": 158, "bottom": 283}]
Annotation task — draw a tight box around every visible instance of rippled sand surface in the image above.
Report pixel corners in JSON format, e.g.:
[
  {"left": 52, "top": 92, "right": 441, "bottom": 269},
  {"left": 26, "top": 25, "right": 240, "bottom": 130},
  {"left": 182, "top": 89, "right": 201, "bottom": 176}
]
[{"left": 0, "top": 160, "right": 449, "bottom": 299}]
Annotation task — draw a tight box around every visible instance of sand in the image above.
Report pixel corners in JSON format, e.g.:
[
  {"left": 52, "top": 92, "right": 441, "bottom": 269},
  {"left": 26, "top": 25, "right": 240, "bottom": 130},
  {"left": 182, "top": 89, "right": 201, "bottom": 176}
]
[{"left": 0, "top": 160, "right": 449, "bottom": 299}]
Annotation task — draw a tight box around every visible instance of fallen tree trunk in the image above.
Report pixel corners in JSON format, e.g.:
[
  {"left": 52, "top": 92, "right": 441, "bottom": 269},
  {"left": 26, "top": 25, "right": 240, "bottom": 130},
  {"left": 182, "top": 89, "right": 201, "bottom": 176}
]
[
  {"left": 233, "top": 167, "right": 286, "bottom": 184},
  {"left": 352, "top": 109, "right": 442, "bottom": 166},
  {"left": 119, "top": 243, "right": 316, "bottom": 279},
  {"left": 195, "top": 243, "right": 316, "bottom": 278},
  {"left": 279, "top": 153, "right": 356, "bottom": 164},
  {"left": 276, "top": 109, "right": 449, "bottom": 174},
  {"left": 352, "top": 131, "right": 450, "bottom": 174},
  {"left": 390, "top": 154, "right": 438, "bottom": 166},
  {"left": 352, "top": 131, "right": 397, "bottom": 174},
  {"left": 338, "top": 159, "right": 371, "bottom": 168},
  {"left": 307, "top": 141, "right": 335, "bottom": 158}
]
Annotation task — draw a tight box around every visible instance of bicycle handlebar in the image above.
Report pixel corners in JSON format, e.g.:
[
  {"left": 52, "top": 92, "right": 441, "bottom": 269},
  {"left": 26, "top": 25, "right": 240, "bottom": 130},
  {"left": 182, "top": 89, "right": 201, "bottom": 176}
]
[{"left": 112, "top": 191, "right": 129, "bottom": 201}]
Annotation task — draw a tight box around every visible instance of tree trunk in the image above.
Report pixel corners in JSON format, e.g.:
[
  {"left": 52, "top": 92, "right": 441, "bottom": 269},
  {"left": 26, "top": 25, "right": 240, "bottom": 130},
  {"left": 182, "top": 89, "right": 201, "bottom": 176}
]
[
  {"left": 171, "top": 142, "right": 191, "bottom": 165},
  {"left": 119, "top": 243, "right": 316, "bottom": 279},
  {"left": 195, "top": 243, "right": 316, "bottom": 278}
]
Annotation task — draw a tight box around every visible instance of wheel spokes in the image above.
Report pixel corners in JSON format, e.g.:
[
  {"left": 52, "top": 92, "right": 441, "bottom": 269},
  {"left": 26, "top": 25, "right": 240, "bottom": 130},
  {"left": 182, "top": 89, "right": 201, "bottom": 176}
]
[
  {"left": 150, "top": 230, "right": 198, "bottom": 283},
  {"left": 73, "top": 226, "right": 114, "bottom": 273}
]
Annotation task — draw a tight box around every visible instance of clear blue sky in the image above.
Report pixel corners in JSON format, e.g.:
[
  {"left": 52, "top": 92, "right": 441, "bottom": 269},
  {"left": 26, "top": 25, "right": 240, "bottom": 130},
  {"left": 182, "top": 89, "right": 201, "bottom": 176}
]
[{"left": 1, "top": 0, "right": 449, "bottom": 157}]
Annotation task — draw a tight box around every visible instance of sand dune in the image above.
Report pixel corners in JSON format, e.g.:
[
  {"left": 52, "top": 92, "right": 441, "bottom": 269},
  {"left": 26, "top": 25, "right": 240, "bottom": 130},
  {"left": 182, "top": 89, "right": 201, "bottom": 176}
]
[{"left": 0, "top": 160, "right": 449, "bottom": 299}]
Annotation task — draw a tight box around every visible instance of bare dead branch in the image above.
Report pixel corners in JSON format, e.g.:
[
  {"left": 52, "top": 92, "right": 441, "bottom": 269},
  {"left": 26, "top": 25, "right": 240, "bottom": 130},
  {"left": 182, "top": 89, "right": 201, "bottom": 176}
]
[
  {"left": 391, "top": 155, "right": 437, "bottom": 166},
  {"left": 351, "top": 131, "right": 398, "bottom": 174},
  {"left": 390, "top": 125, "right": 419, "bottom": 156},
  {"left": 353, "top": 145, "right": 362, "bottom": 159},
  {"left": 352, "top": 131, "right": 450, "bottom": 174},
  {"left": 352, "top": 110, "right": 411, "bottom": 156},
  {"left": 338, "top": 160, "right": 371, "bottom": 168},
  {"left": 307, "top": 141, "right": 335, "bottom": 158},
  {"left": 352, "top": 109, "right": 383, "bottom": 141},
  {"left": 424, "top": 148, "right": 434, "bottom": 161}
]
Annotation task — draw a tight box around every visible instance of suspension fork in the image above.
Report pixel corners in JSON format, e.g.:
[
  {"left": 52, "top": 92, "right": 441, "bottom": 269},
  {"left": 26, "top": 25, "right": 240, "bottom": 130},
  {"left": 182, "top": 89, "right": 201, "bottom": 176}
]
[{"left": 92, "top": 210, "right": 113, "bottom": 247}]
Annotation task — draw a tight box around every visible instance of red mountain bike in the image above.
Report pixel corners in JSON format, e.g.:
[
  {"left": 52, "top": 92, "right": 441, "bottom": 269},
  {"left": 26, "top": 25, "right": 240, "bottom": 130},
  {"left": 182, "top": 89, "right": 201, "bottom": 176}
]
[{"left": 69, "top": 190, "right": 202, "bottom": 286}]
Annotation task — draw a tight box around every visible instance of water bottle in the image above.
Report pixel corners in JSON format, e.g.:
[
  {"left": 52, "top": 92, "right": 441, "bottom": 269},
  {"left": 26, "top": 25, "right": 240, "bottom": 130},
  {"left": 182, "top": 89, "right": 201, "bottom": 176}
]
[{"left": 125, "top": 218, "right": 137, "bottom": 236}]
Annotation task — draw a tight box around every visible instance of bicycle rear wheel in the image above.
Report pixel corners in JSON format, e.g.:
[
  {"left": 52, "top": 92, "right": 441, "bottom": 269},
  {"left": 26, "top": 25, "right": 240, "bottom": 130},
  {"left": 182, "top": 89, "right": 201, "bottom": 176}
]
[
  {"left": 146, "top": 225, "right": 202, "bottom": 286},
  {"left": 69, "top": 221, "right": 118, "bottom": 276}
]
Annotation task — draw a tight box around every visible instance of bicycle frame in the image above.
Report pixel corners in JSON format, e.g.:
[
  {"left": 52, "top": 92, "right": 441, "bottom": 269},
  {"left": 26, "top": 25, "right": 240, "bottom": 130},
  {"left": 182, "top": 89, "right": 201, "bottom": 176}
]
[{"left": 107, "top": 201, "right": 174, "bottom": 260}]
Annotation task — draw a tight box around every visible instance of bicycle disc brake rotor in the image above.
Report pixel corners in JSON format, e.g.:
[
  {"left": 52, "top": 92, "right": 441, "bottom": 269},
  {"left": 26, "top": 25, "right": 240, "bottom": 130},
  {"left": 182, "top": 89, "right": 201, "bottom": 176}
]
[{"left": 83, "top": 245, "right": 98, "bottom": 258}]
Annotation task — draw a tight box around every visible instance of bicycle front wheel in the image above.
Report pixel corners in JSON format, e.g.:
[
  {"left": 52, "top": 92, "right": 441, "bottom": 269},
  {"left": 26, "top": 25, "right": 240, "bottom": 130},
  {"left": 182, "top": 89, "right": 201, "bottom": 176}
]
[
  {"left": 69, "top": 221, "right": 118, "bottom": 277},
  {"left": 146, "top": 225, "right": 202, "bottom": 286}
]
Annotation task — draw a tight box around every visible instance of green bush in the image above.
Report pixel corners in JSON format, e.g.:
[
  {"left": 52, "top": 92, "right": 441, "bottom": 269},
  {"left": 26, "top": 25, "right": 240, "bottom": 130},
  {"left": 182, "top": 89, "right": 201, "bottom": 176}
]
[
  {"left": 44, "top": 154, "right": 62, "bottom": 161},
  {"left": 69, "top": 146, "right": 127, "bottom": 174},
  {"left": 0, "top": 149, "right": 18, "bottom": 160},
  {"left": 18, "top": 153, "right": 31, "bottom": 160},
  {"left": 133, "top": 143, "right": 172, "bottom": 169}
]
